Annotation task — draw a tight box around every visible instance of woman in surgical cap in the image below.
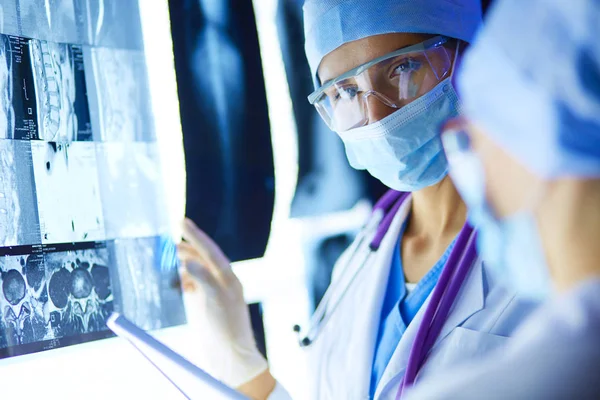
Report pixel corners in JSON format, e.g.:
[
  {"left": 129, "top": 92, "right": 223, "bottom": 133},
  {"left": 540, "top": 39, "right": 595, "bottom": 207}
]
[
  {"left": 178, "top": 1, "right": 537, "bottom": 399},
  {"left": 404, "top": 0, "right": 600, "bottom": 398}
]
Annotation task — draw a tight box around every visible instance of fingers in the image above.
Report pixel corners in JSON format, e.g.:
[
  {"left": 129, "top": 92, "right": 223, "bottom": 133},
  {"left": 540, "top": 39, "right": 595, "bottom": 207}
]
[
  {"left": 182, "top": 260, "right": 219, "bottom": 292},
  {"left": 179, "top": 268, "right": 200, "bottom": 292},
  {"left": 177, "top": 241, "right": 205, "bottom": 263},
  {"left": 178, "top": 239, "right": 226, "bottom": 282},
  {"left": 182, "top": 218, "right": 231, "bottom": 271}
]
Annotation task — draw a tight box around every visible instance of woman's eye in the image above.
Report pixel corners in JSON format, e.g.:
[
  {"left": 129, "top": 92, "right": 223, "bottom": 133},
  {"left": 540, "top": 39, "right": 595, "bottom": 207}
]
[
  {"left": 331, "top": 86, "right": 359, "bottom": 102},
  {"left": 393, "top": 58, "right": 421, "bottom": 75}
]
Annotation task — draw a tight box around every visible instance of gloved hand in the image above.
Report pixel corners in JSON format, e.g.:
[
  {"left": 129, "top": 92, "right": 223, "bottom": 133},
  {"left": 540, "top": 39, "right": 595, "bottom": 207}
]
[{"left": 177, "top": 218, "right": 269, "bottom": 388}]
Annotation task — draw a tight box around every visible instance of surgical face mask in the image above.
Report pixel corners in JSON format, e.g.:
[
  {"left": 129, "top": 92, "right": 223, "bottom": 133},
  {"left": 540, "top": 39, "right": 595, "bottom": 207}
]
[
  {"left": 442, "top": 129, "right": 552, "bottom": 300},
  {"left": 470, "top": 203, "right": 551, "bottom": 300},
  {"left": 337, "top": 78, "right": 461, "bottom": 191}
]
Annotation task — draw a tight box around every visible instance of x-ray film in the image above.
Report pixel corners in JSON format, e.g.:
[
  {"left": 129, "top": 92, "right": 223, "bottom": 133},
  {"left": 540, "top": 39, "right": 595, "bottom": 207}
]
[
  {"left": 0, "top": 140, "right": 41, "bottom": 247},
  {"left": 0, "top": 0, "right": 19, "bottom": 37},
  {"left": 84, "top": 0, "right": 144, "bottom": 49},
  {"left": 43, "top": 242, "right": 113, "bottom": 340},
  {"left": 18, "top": 0, "right": 80, "bottom": 44},
  {"left": 0, "top": 33, "right": 92, "bottom": 141},
  {"left": 0, "top": 0, "right": 186, "bottom": 360},
  {"left": 96, "top": 143, "right": 168, "bottom": 239},
  {"left": 0, "top": 35, "right": 15, "bottom": 139},
  {"left": 0, "top": 249, "right": 47, "bottom": 351},
  {"left": 31, "top": 141, "right": 105, "bottom": 244},
  {"left": 85, "top": 47, "right": 155, "bottom": 142},
  {"left": 109, "top": 236, "right": 186, "bottom": 331},
  {"left": 1, "top": 35, "right": 38, "bottom": 140},
  {"left": 0, "top": 241, "right": 114, "bottom": 358},
  {"left": 30, "top": 40, "right": 92, "bottom": 141}
]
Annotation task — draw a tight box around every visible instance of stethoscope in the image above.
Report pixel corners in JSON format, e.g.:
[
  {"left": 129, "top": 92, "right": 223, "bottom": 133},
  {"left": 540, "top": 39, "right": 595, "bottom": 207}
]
[
  {"left": 293, "top": 189, "right": 478, "bottom": 398},
  {"left": 293, "top": 190, "right": 410, "bottom": 347}
]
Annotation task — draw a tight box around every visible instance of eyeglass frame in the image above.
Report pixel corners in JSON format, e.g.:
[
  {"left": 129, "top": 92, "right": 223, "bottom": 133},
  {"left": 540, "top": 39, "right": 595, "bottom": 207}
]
[{"left": 307, "top": 35, "right": 451, "bottom": 105}]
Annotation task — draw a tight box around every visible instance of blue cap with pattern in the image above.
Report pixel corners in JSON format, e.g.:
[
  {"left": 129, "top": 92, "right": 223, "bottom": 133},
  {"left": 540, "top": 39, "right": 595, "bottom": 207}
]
[
  {"left": 303, "top": 0, "right": 483, "bottom": 88},
  {"left": 458, "top": 0, "right": 600, "bottom": 178}
]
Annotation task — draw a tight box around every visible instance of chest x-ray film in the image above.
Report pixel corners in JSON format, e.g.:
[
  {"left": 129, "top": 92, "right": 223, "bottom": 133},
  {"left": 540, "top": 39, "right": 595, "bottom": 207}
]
[{"left": 0, "top": 0, "right": 186, "bottom": 359}]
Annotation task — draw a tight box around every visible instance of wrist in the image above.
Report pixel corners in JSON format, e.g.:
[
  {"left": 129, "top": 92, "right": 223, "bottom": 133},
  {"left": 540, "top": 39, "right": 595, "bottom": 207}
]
[{"left": 237, "top": 369, "right": 277, "bottom": 400}]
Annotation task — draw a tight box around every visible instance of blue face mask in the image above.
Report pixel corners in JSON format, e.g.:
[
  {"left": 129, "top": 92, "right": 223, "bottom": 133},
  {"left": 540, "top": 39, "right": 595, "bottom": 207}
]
[
  {"left": 337, "top": 78, "right": 461, "bottom": 192},
  {"left": 470, "top": 205, "right": 551, "bottom": 300},
  {"left": 448, "top": 148, "right": 552, "bottom": 300}
]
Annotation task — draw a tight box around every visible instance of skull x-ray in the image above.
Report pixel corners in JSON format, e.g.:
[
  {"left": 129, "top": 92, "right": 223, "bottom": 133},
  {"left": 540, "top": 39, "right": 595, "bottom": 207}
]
[{"left": 0, "top": 0, "right": 186, "bottom": 359}]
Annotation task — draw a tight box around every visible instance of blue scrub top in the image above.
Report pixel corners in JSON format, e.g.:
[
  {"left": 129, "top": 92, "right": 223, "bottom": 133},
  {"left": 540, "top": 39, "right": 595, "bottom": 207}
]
[{"left": 369, "top": 226, "right": 456, "bottom": 396}]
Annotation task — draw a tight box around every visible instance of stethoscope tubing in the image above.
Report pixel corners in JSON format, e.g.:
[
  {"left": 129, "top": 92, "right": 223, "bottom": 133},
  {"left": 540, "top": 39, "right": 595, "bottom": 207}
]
[
  {"left": 296, "top": 191, "right": 406, "bottom": 346},
  {"left": 397, "top": 226, "right": 477, "bottom": 398},
  {"left": 295, "top": 188, "right": 479, "bottom": 400}
]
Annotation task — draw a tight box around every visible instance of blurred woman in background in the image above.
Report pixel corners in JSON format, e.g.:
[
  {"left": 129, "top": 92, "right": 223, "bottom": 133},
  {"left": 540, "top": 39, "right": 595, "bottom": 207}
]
[{"left": 406, "top": 0, "right": 600, "bottom": 397}]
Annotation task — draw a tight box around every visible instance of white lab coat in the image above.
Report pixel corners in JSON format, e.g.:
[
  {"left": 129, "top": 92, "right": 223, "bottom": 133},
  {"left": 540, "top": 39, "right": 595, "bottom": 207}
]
[
  {"left": 403, "top": 278, "right": 600, "bottom": 400},
  {"left": 269, "top": 196, "right": 537, "bottom": 400}
]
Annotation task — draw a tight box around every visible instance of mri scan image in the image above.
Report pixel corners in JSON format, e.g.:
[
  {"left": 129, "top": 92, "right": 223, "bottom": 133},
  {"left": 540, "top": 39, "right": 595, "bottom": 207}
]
[
  {"left": 1, "top": 35, "right": 38, "bottom": 140},
  {"left": 0, "top": 35, "right": 15, "bottom": 140},
  {"left": 0, "top": 1, "right": 186, "bottom": 359},
  {"left": 85, "top": 47, "right": 155, "bottom": 142},
  {"left": 95, "top": 143, "right": 168, "bottom": 239},
  {"left": 18, "top": 0, "right": 80, "bottom": 44},
  {"left": 0, "top": 140, "right": 41, "bottom": 247},
  {"left": 31, "top": 141, "right": 106, "bottom": 244},
  {"left": 0, "top": 34, "right": 92, "bottom": 141},
  {"left": 0, "top": 0, "right": 20, "bottom": 37},
  {"left": 0, "top": 242, "right": 114, "bottom": 358},
  {"left": 109, "top": 236, "right": 186, "bottom": 331},
  {"left": 30, "top": 40, "right": 92, "bottom": 141},
  {"left": 43, "top": 243, "right": 113, "bottom": 340},
  {"left": 0, "top": 251, "right": 47, "bottom": 350}
]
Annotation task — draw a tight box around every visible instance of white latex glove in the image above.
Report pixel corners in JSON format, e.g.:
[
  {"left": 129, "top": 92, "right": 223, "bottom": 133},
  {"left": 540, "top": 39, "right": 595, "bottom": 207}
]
[{"left": 178, "top": 218, "right": 269, "bottom": 388}]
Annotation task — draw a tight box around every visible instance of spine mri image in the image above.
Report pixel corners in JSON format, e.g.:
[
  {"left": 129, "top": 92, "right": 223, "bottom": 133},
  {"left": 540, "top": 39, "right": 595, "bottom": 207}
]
[
  {"left": 0, "top": 0, "right": 186, "bottom": 359},
  {"left": 0, "top": 243, "right": 114, "bottom": 354}
]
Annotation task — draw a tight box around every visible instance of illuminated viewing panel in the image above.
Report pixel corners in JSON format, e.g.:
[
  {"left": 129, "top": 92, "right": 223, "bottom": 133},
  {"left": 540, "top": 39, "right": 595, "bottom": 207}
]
[{"left": 0, "top": 1, "right": 186, "bottom": 359}]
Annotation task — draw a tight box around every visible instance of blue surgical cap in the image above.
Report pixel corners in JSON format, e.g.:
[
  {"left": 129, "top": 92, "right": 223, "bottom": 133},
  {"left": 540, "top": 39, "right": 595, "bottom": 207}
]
[
  {"left": 458, "top": 0, "right": 600, "bottom": 179},
  {"left": 303, "top": 0, "right": 483, "bottom": 88}
]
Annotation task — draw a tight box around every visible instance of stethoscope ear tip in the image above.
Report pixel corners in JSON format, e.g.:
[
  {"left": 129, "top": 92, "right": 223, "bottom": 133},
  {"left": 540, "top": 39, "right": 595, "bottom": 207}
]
[
  {"left": 292, "top": 324, "right": 301, "bottom": 333},
  {"left": 301, "top": 337, "right": 312, "bottom": 347}
]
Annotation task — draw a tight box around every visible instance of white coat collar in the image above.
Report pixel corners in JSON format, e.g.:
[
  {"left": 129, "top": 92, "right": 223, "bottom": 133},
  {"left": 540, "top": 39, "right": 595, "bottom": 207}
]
[
  {"left": 373, "top": 250, "right": 485, "bottom": 399},
  {"left": 305, "top": 194, "right": 414, "bottom": 400},
  {"left": 341, "top": 194, "right": 414, "bottom": 399}
]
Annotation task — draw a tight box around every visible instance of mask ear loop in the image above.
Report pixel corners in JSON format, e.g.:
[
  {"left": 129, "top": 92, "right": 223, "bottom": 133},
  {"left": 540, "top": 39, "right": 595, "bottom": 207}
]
[
  {"left": 450, "top": 40, "right": 462, "bottom": 90},
  {"left": 405, "top": 40, "right": 460, "bottom": 103},
  {"left": 449, "top": 40, "right": 461, "bottom": 79}
]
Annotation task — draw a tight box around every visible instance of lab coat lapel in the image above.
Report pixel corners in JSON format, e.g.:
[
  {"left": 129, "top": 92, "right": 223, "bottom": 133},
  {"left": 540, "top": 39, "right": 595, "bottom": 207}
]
[
  {"left": 373, "top": 254, "right": 485, "bottom": 399},
  {"left": 344, "top": 197, "right": 413, "bottom": 398},
  {"left": 434, "top": 257, "right": 485, "bottom": 345},
  {"left": 373, "top": 295, "right": 425, "bottom": 399}
]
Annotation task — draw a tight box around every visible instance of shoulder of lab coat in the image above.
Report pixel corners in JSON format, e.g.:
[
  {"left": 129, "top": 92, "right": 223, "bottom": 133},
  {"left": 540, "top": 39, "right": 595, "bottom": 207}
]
[
  {"left": 402, "top": 279, "right": 600, "bottom": 400},
  {"left": 267, "top": 382, "right": 293, "bottom": 400}
]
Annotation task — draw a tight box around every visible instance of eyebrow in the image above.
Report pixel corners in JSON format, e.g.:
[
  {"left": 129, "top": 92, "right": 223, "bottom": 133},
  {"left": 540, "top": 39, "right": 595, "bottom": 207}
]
[
  {"left": 321, "top": 77, "right": 333, "bottom": 87},
  {"left": 309, "top": 35, "right": 446, "bottom": 104},
  {"left": 318, "top": 42, "right": 421, "bottom": 87}
]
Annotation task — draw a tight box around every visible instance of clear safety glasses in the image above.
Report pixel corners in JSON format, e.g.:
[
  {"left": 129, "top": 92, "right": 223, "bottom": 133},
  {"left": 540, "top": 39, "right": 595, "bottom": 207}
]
[{"left": 308, "top": 36, "right": 457, "bottom": 132}]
